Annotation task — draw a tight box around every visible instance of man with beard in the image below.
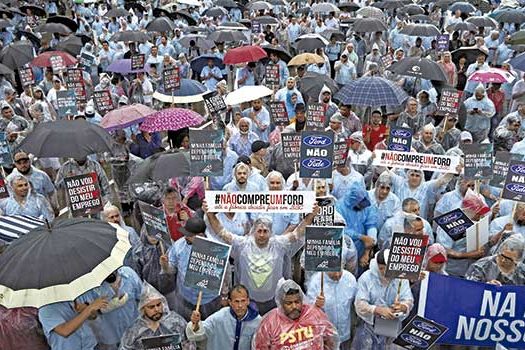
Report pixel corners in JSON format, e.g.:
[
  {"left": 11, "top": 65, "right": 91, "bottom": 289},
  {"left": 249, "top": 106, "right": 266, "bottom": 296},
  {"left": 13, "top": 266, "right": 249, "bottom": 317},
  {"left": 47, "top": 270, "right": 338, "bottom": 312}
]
[
  {"left": 252, "top": 279, "right": 339, "bottom": 349},
  {"left": 119, "top": 282, "right": 194, "bottom": 350},
  {"left": 318, "top": 86, "right": 339, "bottom": 126},
  {"left": 242, "top": 98, "right": 271, "bottom": 142},
  {"left": 274, "top": 77, "right": 304, "bottom": 118},
  {"left": 0, "top": 175, "right": 54, "bottom": 221},
  {"left": 223, "top": 162, "right": 261, "bottom": 192}
]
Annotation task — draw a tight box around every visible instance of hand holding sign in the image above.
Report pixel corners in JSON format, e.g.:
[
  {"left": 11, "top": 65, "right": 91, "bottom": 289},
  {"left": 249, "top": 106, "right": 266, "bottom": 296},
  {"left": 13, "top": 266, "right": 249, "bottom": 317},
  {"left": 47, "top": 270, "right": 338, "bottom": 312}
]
[{"left": 191, "top": 310, "right": 201, "bottom": 331}]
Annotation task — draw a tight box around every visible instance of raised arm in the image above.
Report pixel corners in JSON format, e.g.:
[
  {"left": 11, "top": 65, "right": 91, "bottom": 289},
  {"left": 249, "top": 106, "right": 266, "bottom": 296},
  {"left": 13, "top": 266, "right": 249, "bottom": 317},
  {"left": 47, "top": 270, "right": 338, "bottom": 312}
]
[
  {"left": 203, "top": 200, "right": 234, "bottom": 245},
  {"left": 284, "top": 204, "right": 319, "bottom": 242}
]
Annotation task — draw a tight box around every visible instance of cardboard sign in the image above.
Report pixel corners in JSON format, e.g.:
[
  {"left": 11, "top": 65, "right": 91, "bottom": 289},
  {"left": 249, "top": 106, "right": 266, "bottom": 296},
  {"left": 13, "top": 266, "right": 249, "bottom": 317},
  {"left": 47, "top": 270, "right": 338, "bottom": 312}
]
[
  {"left": 189, "top": 127, "right": 223, "bottom": 176},
  {"left": 0, "top": 132, "right": 12, "bottom": 166},
  {"left": 184, "top": 236, "right": 231, "bottom": 295},
  {"left": 394, "top": 315, "right": 448, "bottom": 350},
  {"left": 265, "top": 65, "right": 280, "bottom": 90},
  {"left": 79, "top": 52, "right": 95, "bottom": 73},
  {"left": 19, "top": 67, "right": 35, "bottom": 87},
  {"left": 205, "top": 190, "right": 316, "bottom": 213},
  {"left": 299, "top": 131, "right": 335, "bottom": 179},
  {"left": 66, "top": 68, "right": 87, "bottom": 104},
  {"left": 93, "top": 90, "right": 114, "bottom": 115},
  {"left": 466, "top": 214, "right": 490, "bottom": 252},
  {"left": 306, "top": 103, "right": 325, "bottom": 131},
  {"left": 138, "top": 201, "right": 170, "bottom": 243},
  {"left": 312, "top": 196, "right": 335, "bottom": 226},
  {"left": 434, "top": 208, "right": 474, "bottom": 241},
  {"left": 203, "top": 91, "right": 227, "bottom": 114},
  {"left": 436, "top": 34, "right": 450, "bottom": 52},
  {"left": 142, "top": 334, "right": 182, "bottom": 350},
  {"left": 304, "top": 226, "right": 343, "bottom": 271},
  {"left": 332, "top": 141, "right": 348, "bottom": 168},
  {"left": 64, "top": 172, "right": 103, "bottom": 217},
  {"left": 462, "top": 143, "right": 493, "bottom": 180},
  {"left": 372, "top": 150, "right": 461, "bottom": 174},
  {"left": 437, "top": 88, "right": 462, "bottom": 115},
  {"left": 131, "top": 54, "right": 145, "bottom": 71},
  {"left": 0, "top": 174, "right": 9, "bottom": 199},
  {"left": 281, "top": 132, "right": 301, "bottom": 162},
  {"left": 163, "top": 67, "right": 181, "bottom": 91},
  {"left": 502, "top": 160, "right": 525, "bottom": 202},
  {"left": 386, "top": 232, "right": 429, "bottom": 280},
  {"left": 56, "top": 90, "right": 78, "bottom": 119},
  {"left": 251, "top": 19, "right": 261, "bottom": 34},
  {"left": 50, "top": 55, "right": 66, "bottom": 74},
  {"left": 490, "top": 151, "right": 522, "bottom": 188},
  {"left": 388, "top": 127, "right": 413, "bottom": 152},
  {"left": 268, "top": 101, "right": 289, "bottom": 126}
]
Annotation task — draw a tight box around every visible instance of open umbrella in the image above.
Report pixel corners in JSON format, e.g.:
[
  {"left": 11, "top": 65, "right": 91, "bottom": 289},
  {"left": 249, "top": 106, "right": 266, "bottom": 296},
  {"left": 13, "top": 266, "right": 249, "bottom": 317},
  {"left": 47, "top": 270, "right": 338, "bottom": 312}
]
[
  {"left": 449, "top": 2, "right": 476, "bottom": 14},
  {"left": 31, "top": 50, "right": 77, "bottom": 68},
  {"left": 190, "top": 55, "right": 225, "bottom": 74},
  {"left": 288, "top": 53, "right": 325, "bottom": 66},
  {"left": 179, "top": 35, "right": 215, "bottom": 50},
  {"left": 19, "top": 4, "right": 46, "bottom": 16},
  {"left": 401, "top": 4, "right": 425, "bottom": 15},
  {"left": 0, "top": 215, "right": 44, "bottom": 246},
  {"left": 0, "top": 219, "right": 130, "bottom": 308},
  {"left": 101, "top": 104, "right": 155, "bottom": 131},
  {"left": 294, "top": 34, "right": 329, "bottom": 51},
  {"left": 183, "top": 26, "right": 208, "bottom": 33},
  {"left": 334, "top": 76, "right": 408, "bottom": 106},
  {"left": 0, "top": 42, "right": 34, "bottom": 69},
  {"left": 299, "top": 72, "right": 339, "bottom": 101},
  {"left": 224, "top": 45, "right": 267, "bottom": 64},
  {"left": 356, "top": 5, "right": 384, "bottom": 18},
  {"left": 491, "top": 10, "right": 525, "bottom": 24},
  {"left": 510, "top": 31, "right": 525, "bottom": 46},
  {"left": 0, "top": 62, "right": 14, "bottom": 75},
  {"left": 140, "top": 108, "right": 205, "bottom": 132},
  {"left": 374, "top": 0, "right": 408, "bottom": 9},
  {"left": 106, "top": 58, "right": 150, "bottom": 74},
  {"left": 218, "top": 21, "right": 248, "bottom": 30},
  {"left": 388, "top": 57, "right": 448, "bottom": 81},
  {"left": 468, "top": 68, "right": 516, "bottom": 83},
  {"left": 446, "top": 22, "right": 478, "bottom": 33},
  {"left": 321, "top": 29, "right": 346, "bottom": 41},
  {"left": 146, "top": 16, "right": 175, "bottom": 32},
  {"left": 247, "top": 1, "right": 273, "bottom": 11},
  {"left": 465, "top": 16, "right": 498, "bottom": 28},
  {"left": 400, "top": 24, "right": 441, "bottom": 37},
  {"left": 35, "top": 23, "right": 71, "bottom": 35},
  {"left": 104, "top": 7, "right": 129, "bottom": 18},
  {"left": 452, "top": 46, "right": 488, "bottom": 64},
  {"left": 154, "top": 79, "right": 208, "bottom": 103},
  {"left": 127, "top": 150, "right": 190, "bottom": 183},
  {"left": 216, "top": 0, "right": 239, "bottom": 8},
  {"left": 261, "top": 44, "right": 292, "bottom": 62},
  {"left": 202, "top": 6, "right": 228, "bottom": 17},
  {"left": 171, "top": 11, "right": 197, "bottom": 26},
  {"left": 55, "top": 35, "right": 83, "bottom": 56},
  {"left": 510, "top": 52, "right": 525, "bottom": 72},
  {"left": 225, "top": 85, "right": 273, "bottom": 105},
  {"left": 18, "top": 120, "right": 114, "bottom": 159},
  {"left": 16, "top": 31, "right": 41, "bottom": 48},
  {"left": 124, "top": 1, "right": 146, "bottom": 12},
  {"left": 110, "top": 31, "right": 149, "bottom": 43},
  {"left": 311, "top": 2, "right": 340, "bottom": 13},
  {"left": 338, "top": 2, "right": 361, "bottom": 11},
  {"left": 406, "top": 14, "right": 431, "bottom": 22},
  {"left": 0, "top": 19, "right": 11, "bottom": 29},
  {"left": 253, "top": 16, "right": 279, "bottom": 25},
  {"left": 209, "top": 30, "right": 246, "bottom": 42},
  {"left": 353, "top": 18, "right": 387, "bottom": 33},
  {"left": 47, "top": 16, "right": 79, "bottom": 32}
]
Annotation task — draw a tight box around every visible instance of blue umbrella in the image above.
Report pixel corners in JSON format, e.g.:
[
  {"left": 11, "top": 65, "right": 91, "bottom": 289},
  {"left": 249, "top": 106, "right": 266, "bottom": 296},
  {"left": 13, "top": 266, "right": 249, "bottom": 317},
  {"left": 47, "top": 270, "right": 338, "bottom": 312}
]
[
  {"left": 106, "top": 58, "right": 150, "bottom": 74},
  {"left": 159, "top": 78, "right": 207, "bottom": 96},
  {"left": 510, "top": 52, "right": 525, "bottom": 72},
  {"left": 190, "top": 55, "right": 225, "bottom": 75},
  {"left": 334, "top": 77, "right": 409, "bottom": 106}
]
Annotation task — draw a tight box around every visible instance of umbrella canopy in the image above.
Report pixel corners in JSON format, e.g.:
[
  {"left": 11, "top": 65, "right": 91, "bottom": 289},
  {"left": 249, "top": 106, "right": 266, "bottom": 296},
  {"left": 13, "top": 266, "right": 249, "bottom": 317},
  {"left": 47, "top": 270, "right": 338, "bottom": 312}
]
[
  {"left": 140, "top": 108, "right": 205, "bottom": 132},
  {"left": 106, "top": 58, "right": 150, "bottom": 74},
  {"left": 248, "top": 1, "right": 273, "bottom": 11},
  {"left": 31, "top": 50, "right": 77, "bottom": 68},
  {"left": 288, "top": 53, "right": 325, "bottom": 66},
  {"left": 0, "top": 62, "right": 14, "bottom": 76},
  {"left": 145, "top": 16, "right": 175, "bottom": 32},
  {"left": 492, "top": 10, "right": 525, "bottom": 24},
  {"left": 0, "top": 219, "right": 130, "bottom": 308},
  {"left": 184, "top": 26, "right": 208, "bottom": 33},
  {"left": 202, "top": 6, "right": 228, "bottom": 17},
  {"left": 294, "top": 34, "right": 329, "bottom": 51},
  {"left": 0, "top": 19, "right": 10, "bottom": 29},
  {"left": 449, "top": 2, "right": 476, "bottom": 13},
  {"left": 311, "top": 2, "right": 340, "bottom": 13},
  {"left": 338, "top": 2, "right": 361, "bottom": 11},
  {"left": 190, "top": 55, "right": 225, "bottom": 74},
  {"left": 20, "top": 4, "right": 46, "bottom": 16},
  {"left": 218, "top": 21, "right": 248, "bottom": 30},
  {"left": 18, "top": 120, "right": 114, "bottom": 159},
  {"left": 0, "top": 42, "right": 34, "bottom": 69},
  {"left": 209, "top": 30, "right": 246, "bottom": 42},
  {"left": 125, "top": 1, "right": 146, "bottom": 12},
  {"left": 353, "top": 18, "right": 387, "bottom": 33},
  {"left": 0, "top": 215, "right": 44, "bottom": 247},
  {"left": 216, "top": 0, "right": 239, "bottom": 8},
  {"left": 104, "top": 7, "right": 129, "bottom": 18},
  {"left": 110, "top": 31, "right": 149, "bottom": 43},
  {"left": 224, "top": 45, "right": 267, "bottom": 64},
  {"left": 510, "top": 52, "right": 525, "bottom": 72},
  {"left": 374, "top": 0, "right": 408, "bottom": 9},
  {"left": 55, "top": 35, "right": 83, "bottom": 56},
  {"left": 17, "top": 31, "right": 41, "bottom": 48},
  {"left": 509, "top": 31, "right": 525, "bottom": 46},
  {"left": 155, "top": 79, "right": 208, "bottom": 103},
  {"left": 356, "top": 6, "right": 384, "bottom": 19},
  {"left": 401, "top": 4, "right": 425, "bottom": 15},
  {"left": 127, "top": 150, "right": 191, "bottom": 183},
  {"left": 452, "top": 46, "right": 488, "bottom": 64},
  {"left": 465, "top": 16, "right": 498, "bottom": 28},
  {"left": 170, "top": 11, "right": 197, "bottom": 26},
  {"left": 320, "top": 28, "right": 346, "bottom": 41},
  {"left": 47, "top": 16, "right": 79, "bottom": 32},
  {"left": 261, "top": 44, "right": 292, "bottom": 62},
  {"left": 406, "top": 14, "right": 431, "bottom": 22},
  {"left": 334, "top": 76, "right": 409, "bottom": 106},
  {"left": 446, "top": 22, "right": 477, "bottom": 32},
  {"left": 400, "top": 23, "right": 441, "bottom": 37},
  {"left": 101, "top": 104, "right": 155, "bottom": 131},
  {"left": 468, "top": 68, "right": 516, "bottom": 83},
  {"left": 388, "top": 57, "right": 448, "bottom": 81},
  {"left": 35, "top": 23, "right": 71, "bottom": 35},
  {"left": 179, "top": 35, "right": 215, "bottom": 50},
  {"left": 254, "top": 16, "right": 280, "bottom": 25},
  {"left": 299, "top": 72, "right": 339, "bottom": 101},
  {"left": 225, "top": 85, "right": 273, "bottom": 105}
]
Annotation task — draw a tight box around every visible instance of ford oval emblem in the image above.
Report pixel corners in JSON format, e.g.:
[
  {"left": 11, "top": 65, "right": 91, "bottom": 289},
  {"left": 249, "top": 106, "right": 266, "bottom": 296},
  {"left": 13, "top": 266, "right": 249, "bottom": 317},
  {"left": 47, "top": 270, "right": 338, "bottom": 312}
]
[
  {"left": 303, "top": 135, "right": 332, "bottom": 147},
  {"left": 391, "top": 129, "right": 412, "bottom": 138},
  {"left": 506, "top": 183, "right": 525, "bottom": 195},
  {"left": 414, "top": 320, "right": 441, "bottom": 335},
  {"left": 389, "top": 144, "right": 408, "bottom": 152},
  {"left": 301, "top": 157, "right": 331, "bottom": 170},
  {"left": 510, "top": 164, "right": 525, "bottom": 175},
  {"left": 438, "top": 212, "right": 461, "bottom": 223},
  {"left": 400, "top": 334, "right": 429, "bottom": 348}
]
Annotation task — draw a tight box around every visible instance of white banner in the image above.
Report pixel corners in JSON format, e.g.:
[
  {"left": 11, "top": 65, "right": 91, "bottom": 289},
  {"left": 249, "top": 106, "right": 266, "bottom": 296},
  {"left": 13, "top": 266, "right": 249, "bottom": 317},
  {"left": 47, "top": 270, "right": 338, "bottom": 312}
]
[
  {"left": 205, "top": 191, "right": 316, "bottom": 213},
  {"left": 372, "top": 150, "right": 461, "bottom": 174}
]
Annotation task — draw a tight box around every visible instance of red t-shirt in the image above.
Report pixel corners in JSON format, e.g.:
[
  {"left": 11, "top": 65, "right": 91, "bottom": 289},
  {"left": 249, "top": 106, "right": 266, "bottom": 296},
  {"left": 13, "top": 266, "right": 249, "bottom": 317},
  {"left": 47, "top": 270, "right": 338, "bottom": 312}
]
[
  {"left": 363, "top": 124, "right": 388, "bottom": 150},
  {"left": 165, "top": 206, "right": 193, "bottom": 241}
]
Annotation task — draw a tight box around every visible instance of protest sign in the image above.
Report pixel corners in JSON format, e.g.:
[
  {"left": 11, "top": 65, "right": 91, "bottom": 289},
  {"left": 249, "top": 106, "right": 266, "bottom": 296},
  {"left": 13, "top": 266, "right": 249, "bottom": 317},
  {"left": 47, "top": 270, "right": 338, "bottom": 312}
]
[
  {"left": 381, "top": 54, "right": 394, "bottom": 68},
  {"left": 251, "top": 19, "right": 261, "bottom": 33},
  {"left": 385, "top": 232, "right": 428, "bottom": 280},
  {"left": 490, "top": 152, "right": 522, "bottom": 188},
  {"left": 388, "top": 127, "right": 413, "bottom": 152},
  {"left": 462, "top": 143, "right": 493, "bottom": 180},
  {"left": 281, "top": 132, "right": 301, "bottom": 163},
  {"left": 306, "top": 103, "right": 325, "bottom": 131},
  {"left": 313, "top": 196, "right": 335, "bottom": 226},
  {"left": 394, "top": 315, "right": 448, "bottom": 350},
  {"left": 50, "top": 55, "right": 65, "bottom": 74},
  {"left": 205, "top": 190, "right": 316, "bottom": 213},
  {"left": 64, "top": 173, "right": 103, "bottom": 217},
  {"left": 373, "top": 150, "right": 461, "bottom": 174},
  {"left": 419, "top": 272, "right": 525, "bottom": 348},
  {"left": 56, "top": 90, "right": 78, "bottom": 119},
  {"left": 466, "top": 214, "right": 490, "bottom": 252},
  {"left": 300, "top": 131, "right": 335, "bottom": 178},
  {"left": 436, "top": 34, "right": 450, "bottom": 52},
  {"left": 131, "top": 53, "right": 145, "bottom": 70},
  {"left": 184, "top": 236, "right": 231, "bottom": 295},
  {"left": 203, "top": 91, "right": 227, "bottom": 114},
  {"left": 437, "top": 88, "right": 462, "bottom": 115},
  {"left": 163, "top": 67, "right": 181, "bottom": 91},
  {"left": 434, "top": 208, "right": 474, "bottom": 241},
  {"left": 0, "top": 132, "right": 12, "bottom": 166},
  {"left": 142, "top": 334, "right": 182, "bottom": 350},
  {"left": 189, "top": 127, "right": 223, "bottom": 176},
  {"left": 93, "top": 90, "right": 114, "bottom": 115},
  {"left": 265, "top": 65, "right": 280, "bottom": 90},
  {"left": 138, "top": 201, "right": 170, "bottom": 243},
  {"left": 502, "top": 160, "right": 525, "bottom": 202},
  {"left": 65, "top": 68, "right": 87, "bottom": 104},
  {"left": 304, "top": 226, "right": 343, "bottom": 271},
  {"left": 332, "top": 141, "right": 348, "bottom": 168},
  {"left": 0, "top": 174, "right": 9, "bottom": 199},
  {"left": 268, "top": 101, "right": 289, "bottom": 126},
  {"left": 79, "top": 51, "right": 95, "bottom": 72},
  {"left": 19, "top": 67, "right": 35, "bottom": 87}
]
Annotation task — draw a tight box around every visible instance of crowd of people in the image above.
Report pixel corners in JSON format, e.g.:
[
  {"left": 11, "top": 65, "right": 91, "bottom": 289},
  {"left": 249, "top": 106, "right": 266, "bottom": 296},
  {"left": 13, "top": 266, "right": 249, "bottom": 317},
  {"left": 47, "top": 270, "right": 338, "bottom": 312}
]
[{"left": 0, "top": 0, "right": 525, "bottom": 349}]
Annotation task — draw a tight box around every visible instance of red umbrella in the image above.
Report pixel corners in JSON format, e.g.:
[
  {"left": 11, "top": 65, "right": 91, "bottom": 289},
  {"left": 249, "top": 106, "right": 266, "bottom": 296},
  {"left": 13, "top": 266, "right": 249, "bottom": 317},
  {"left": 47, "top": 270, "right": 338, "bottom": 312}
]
[
  {"left": 31, "top": 50, "right": 77, "bottom": 68},
  {"left": 139, "top": 108, "right": 205, "bottom": 132},
  {"left": 223, "top": 45, "right": 267, "bottom": 64}
]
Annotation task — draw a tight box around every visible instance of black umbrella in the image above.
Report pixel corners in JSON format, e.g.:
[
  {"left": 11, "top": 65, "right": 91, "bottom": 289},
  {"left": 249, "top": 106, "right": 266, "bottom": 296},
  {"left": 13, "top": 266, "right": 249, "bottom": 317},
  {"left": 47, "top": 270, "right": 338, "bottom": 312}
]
[
  {"left": 400, "top": 23, "right": 441, "bottom": 37},
  {"left": 56, "top": 36, "right": 83, "bottom": 56},
  {"left": 321, "top": 29, "right": 346, "bottom": 41},
  {"left": 492, "top": 10, "right": 525, "bottom": 24},
  {"left": 465, "top": 16, "right": 498, "bottom": 28},
  {"left": 179, "top": 35, "right": 215, "bottom": 50},
  {"left": 449, "top": 2, "right": 476, "bottom": 13},
  {"left": 170, "top": 11, "right": 197, "bottom": 26},
  {"left": 446, "top": 22, "right": 478, "bottom": 32},
  {"left": 388, "top": 57, "right": 448, "bottom": 81},
  {"left": 0, "top": 9, "right": 14, "bottom": 19},
  {"left": 152, "top": 7, "right": 170, "bottom": 17},
  {"left": 0, "top": 41, "right": 34, "bottom": 70},
  {"left": 0, "top": 62, "right": 13, "bottom": 75},
  {"left": 16, "top": 30, "right": 41, "bottom": 48},
  {"left": 261, "top": 44, "right": 292, "bottom": 62},
  {"left": 374, "top": 0, "right": 409, "bottom": 9},
  {"left": 146, "top": 16, "right": 175, "bottom": 32},
  {"left": 254, "top": 16, "right": 280, "bottom": 25},
  {"left": 76, "top": 34, "right": 93, "bottom": 45},
  {"left": 35, "top": 23, "right": 72, "bottom": 35},
  {"left": 203, "top": 6, "right": 228, "bottom": 17},
  {"left": 47, "top": 16, "right": 79, "bottom": 33},
  {"left": 127, "top": 150, "right": 190, "bottom": 183},
  {"left": 110, "top": 30, "right": 149, "bottom": 43},
  {"left": 294, "top": 35, "right": 328, "bottom": 51},
  {"left": 124, "top": 1, "right": 146, "bottom": 12},
  {"left": 296, "top": 7, "right": 311, "bottom": 15},
  {"left": 18, "top": 120, "right": 114, "bottom": 159},
  {"left": 19, "top": 4, "right": 46, "bottom": 17},
  {"left": 299, "top": 72, "right": 339, "bottom": 102},
  {"left": 104, "top": 7, "right": 129, "bottom": 18},
  {"left": 451, "top": 46, "right": 488, "bottom": 64},
  {"left": 0, "top": 219, "right": 131, "bottom": 308},
  {"left": 218, "top": 21, "right": 248, "bottom": 30},
  {"left": 401, "top": 4, "right": 425, "bottom": 15},
  {"left": 0, "top": 19, "right": 10, "bottom": 29},
  {"left": 190, "top": 55, "right": 225, "bottom": 74},
  {"left": 353, "top": 18, "right": 387, "bottom": 33},
  {"left": 406, "top": 14, "right": 431, "bottom": 22},
  {"left": 209, "top": 30, "right": 246, "bottom": 42},
  {"left": 433, "top": 0, "right": 455, "bottom": 7},
  {"left": 216, "top": 0, "right": 239, "bottom": 8},
  {"left": 338, "top": 2, "right": 361, "bottom": 12}
]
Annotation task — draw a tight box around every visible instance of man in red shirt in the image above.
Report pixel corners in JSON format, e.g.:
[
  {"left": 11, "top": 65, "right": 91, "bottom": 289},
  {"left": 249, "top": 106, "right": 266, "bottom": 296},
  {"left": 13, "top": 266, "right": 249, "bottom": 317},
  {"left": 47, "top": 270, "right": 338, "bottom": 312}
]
[{"left": 363, "top": 110, "right": 388, "bottom": 150}]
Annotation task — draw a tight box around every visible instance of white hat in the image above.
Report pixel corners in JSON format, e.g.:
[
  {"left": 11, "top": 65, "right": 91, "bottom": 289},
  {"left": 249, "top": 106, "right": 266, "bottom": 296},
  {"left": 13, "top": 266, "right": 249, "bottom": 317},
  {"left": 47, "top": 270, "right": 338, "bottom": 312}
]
[
  {"left": 85, "top": 105, "right": 95, "bottom": 115},
  {"left": 372, "top": 43, "right": 380, "bottom": 51},
  {"left": 460, "top": 131, "right": 473, "bottom": 141}
]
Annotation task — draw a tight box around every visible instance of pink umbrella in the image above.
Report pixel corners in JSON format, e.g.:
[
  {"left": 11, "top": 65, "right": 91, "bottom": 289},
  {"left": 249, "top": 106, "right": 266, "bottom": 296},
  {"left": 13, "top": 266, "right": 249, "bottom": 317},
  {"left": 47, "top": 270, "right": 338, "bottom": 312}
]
[
  {"left": 468, "top": 68, "right": 515, "bottom": 84},
  {"left": 100, "top": 104, "right": 156, "bottom": 131},
  {"left": 139, "top": 108, "right": 205, "bottom": 132}
]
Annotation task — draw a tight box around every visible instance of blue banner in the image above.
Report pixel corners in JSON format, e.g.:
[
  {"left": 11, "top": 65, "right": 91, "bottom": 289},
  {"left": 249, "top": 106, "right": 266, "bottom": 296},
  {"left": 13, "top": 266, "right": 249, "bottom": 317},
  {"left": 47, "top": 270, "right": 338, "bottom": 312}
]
[{"left": 419, "top": 273, "right": 525, "bottom": 348}]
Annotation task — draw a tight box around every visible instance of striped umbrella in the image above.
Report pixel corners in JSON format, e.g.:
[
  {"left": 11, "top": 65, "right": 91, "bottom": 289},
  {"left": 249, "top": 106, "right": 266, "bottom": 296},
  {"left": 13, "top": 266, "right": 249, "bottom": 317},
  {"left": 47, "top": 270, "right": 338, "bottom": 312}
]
[
  {"left": 334, "top": 76, "right": 409, "bottom": 107},
  {"left": 0, "top": 215, "right": 44, "bottom": 246},
  {"left": 139, "top": 108, "right": 205, "bottom": 132}
]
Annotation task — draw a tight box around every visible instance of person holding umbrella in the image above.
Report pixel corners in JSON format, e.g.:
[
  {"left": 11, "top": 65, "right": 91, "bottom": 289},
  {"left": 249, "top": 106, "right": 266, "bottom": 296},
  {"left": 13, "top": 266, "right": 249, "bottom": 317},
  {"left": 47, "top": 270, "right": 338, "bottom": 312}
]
[{"left": 200, "top": 58, "right": 223, "bottom": 91}]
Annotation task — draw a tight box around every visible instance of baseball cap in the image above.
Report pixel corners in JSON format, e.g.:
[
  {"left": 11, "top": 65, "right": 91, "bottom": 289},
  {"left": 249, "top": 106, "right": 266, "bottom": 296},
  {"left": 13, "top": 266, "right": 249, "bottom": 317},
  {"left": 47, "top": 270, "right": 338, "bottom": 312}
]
[
  {"left": 251, "top": 140, "right": 270, "bottom": 153},
  {"left": 460, "top": 131, "right": 472, "bottom": 142},
  {"left": 179, "top": 216, "right": 206, "bottom": 236}
]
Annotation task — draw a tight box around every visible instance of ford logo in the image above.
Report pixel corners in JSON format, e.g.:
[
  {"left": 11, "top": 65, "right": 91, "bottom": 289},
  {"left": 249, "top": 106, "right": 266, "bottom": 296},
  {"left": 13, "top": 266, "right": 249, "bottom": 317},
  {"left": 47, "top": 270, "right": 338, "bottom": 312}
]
[
  {"left": 449, "top": 226, "right": 467, "bottom": 236},
  {"left": 392, "top": 129, "right": 412, "bottom": 138},
  {"left": 437, "top": 212, "right": 462, "bottom": 224},
  {"left": 302, "top": 158, "right": 331, "bottom": 170},
  {"left": 401, "top": 334, "right": 429, "bottom": 348},
  {"left": 506, "top": 183, "right": 525, "bottom": 195},
  {"left": 389, "top": 144, "right": 408, "bottom": 152},
  {"left": 510, "top": 164, "right": 525, "bottom": 175},
  {"left": 414, "top": 320, "right": 441, "bottom": 335},
  {"left": 303, "top": 135, "right": 332, "bottom": 147}
]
